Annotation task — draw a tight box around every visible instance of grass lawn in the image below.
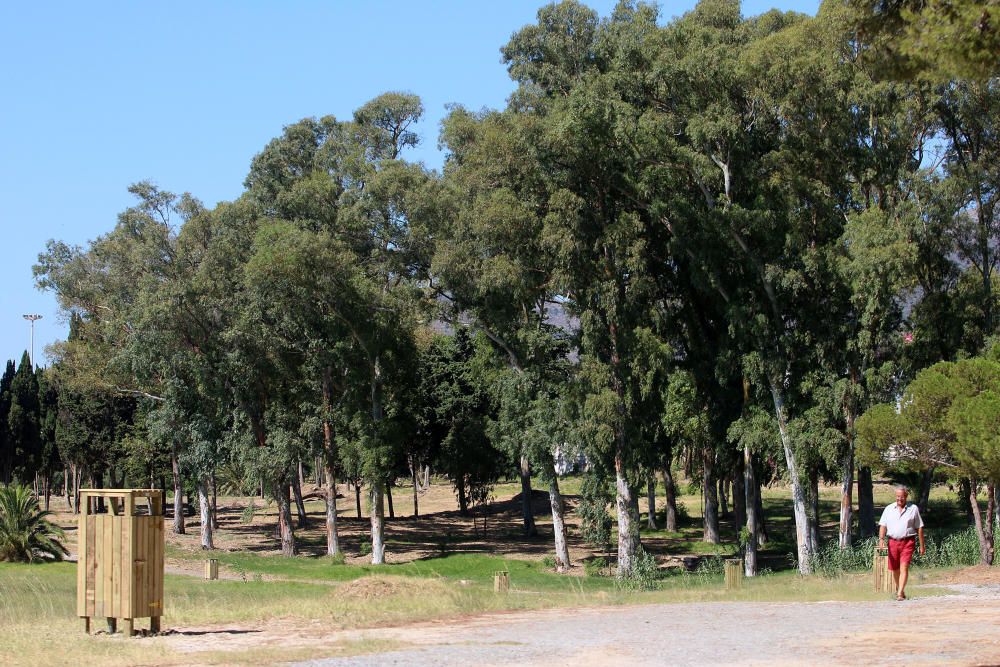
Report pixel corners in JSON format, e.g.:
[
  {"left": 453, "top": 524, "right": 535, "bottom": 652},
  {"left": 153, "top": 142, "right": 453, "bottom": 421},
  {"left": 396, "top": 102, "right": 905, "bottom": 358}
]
[{"left": 0, "top": 550, "right": 951, "bottom": 667}]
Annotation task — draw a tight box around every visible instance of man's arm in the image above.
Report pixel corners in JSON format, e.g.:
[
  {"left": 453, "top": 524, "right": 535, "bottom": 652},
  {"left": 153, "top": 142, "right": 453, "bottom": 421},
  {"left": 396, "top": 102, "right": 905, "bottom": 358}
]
[
  {"left": 879, "top": 524, "right": 887, "bottom": 548},
  {"left": 918, "top": 526, "right": 925, "bottom": 555}
]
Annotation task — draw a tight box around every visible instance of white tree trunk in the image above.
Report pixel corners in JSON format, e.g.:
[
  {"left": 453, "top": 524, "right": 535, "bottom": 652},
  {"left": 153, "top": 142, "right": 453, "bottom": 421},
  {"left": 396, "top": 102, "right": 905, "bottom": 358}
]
[
  {"left": 197, "top": 477, "right": 214, "bottom": 550},
  {"left": 549, "top": 474, "right": 571, "bottom": 571},
  {"left": 171, "top": 449, "right": 185, "bottom": 535},
  {"left": 519, "top": 455, "right": 537, "bottom": 536},
  {"left": 646, "top": 475, "right": 658, "bottom": 530},
  {"left": 325, "top": 465, "right": 340, "bottom": 556},
  {"left": 743, "top": 446, "right": 758, "bottom": 576},
  {"left": 838, "top": 447, "right": 854, "bottom": 549},
  {"left": 615, "top": 454, "right": 640, "bottom": 578},
  {"left": 370, "top": 480, "right": 386, "bottom": 564},
  {"left": 769, "top": 379, "right": 814, "bottom": 574}
]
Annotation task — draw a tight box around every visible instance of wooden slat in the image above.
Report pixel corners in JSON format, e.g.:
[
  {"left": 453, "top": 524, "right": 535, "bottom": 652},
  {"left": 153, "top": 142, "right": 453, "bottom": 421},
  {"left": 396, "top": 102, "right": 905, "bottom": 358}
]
[
  {"left": 93, "top": 516, "right": 103, "bottom": 618},
  {"left": 156, "top": 516, "right": 164, "bottom": 616},
  {"left": 135, "top": 518, "right": 145, "bottom": 615},
  {"left": 86, "top": 515, "right": 96, "bottom": 617},
  {"left": 103, "top": 516, "right": 113, "bottom": 618},
  {"left": 122, "top": 517, "right": 132, "bottom": 618},
  {"left": 147, "top": 517, "right": 155, "bottom": 616},
  {"left": 77, "top": 512, "right": 87, "bottom": 616},
  {"left": 112, "top": 516, "right": 122, "bottom": 617}
]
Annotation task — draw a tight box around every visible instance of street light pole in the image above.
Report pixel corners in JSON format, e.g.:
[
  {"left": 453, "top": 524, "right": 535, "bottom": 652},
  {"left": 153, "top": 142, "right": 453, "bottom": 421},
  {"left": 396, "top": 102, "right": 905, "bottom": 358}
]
[{"left": 22, "top": 314, "right": 42, "bottom": 367}]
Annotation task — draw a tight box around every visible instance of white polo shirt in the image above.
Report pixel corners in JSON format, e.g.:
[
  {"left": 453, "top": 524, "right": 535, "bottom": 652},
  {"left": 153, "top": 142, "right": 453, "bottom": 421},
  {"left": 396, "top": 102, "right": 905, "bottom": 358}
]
[{"left": 879, "top": 502, "right": 924, "bottom": 539}]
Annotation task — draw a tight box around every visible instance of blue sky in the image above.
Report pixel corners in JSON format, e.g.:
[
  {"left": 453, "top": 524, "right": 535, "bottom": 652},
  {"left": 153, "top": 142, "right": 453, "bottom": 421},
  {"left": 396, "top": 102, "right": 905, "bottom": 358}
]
[{"left": 0, "top": 0, "right": 818, "bottom": 367}]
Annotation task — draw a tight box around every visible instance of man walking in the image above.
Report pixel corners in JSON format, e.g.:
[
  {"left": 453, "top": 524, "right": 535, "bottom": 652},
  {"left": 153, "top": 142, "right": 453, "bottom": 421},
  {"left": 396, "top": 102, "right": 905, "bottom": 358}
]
[{"left": 878, "top": 486, "right": 925, "bottom": 601}]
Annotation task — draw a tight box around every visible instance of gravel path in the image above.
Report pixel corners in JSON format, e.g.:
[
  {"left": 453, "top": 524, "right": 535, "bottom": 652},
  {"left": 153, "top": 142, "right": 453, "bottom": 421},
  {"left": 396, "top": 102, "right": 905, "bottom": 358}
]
[{"left": 290, "top": 585, "right": 1000, "bottom": 667}]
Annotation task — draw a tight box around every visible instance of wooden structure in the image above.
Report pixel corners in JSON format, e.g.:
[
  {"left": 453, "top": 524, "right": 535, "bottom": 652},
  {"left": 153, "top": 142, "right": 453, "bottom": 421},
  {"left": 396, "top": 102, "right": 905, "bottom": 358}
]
[
  {"left": 77, "top": 489, "right": 164, "bottom": 637},
  {"left": 724, "top": 559, "right": 744, "bottom": 590},
  {"left": 873, "top": 547, "right": 893, "bottom": 593},
  {"left": 205, "top": 558, "right": 219, "bottom": 580},
  {"left": 494, "top": 570, "right": 510, "bottom": 593}
]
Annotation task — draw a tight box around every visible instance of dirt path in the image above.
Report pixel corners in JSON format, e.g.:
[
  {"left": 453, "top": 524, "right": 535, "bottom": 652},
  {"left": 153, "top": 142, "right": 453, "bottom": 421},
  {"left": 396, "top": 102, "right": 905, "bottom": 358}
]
[{"left": 158, "top": 584, "right": 1000, "bottom": 666}]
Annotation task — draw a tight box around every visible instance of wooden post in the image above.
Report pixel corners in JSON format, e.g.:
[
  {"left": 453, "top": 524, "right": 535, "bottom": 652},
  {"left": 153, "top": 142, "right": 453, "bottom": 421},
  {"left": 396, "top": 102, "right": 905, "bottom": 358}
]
[
  {"left": 724, "top": 559, "right": 744, "bottom": 590},
  {"left": 494, "top": 570, "right": 510, "bottom": 593},
  {"left": 873, "top": 547, "right": 893, "bottom": 592},
  {"left": 124, "top": 618, "right": 134, "bottom": 638},
  {"left": 205, "top": 558, "right": 219, "bottom": 580}
]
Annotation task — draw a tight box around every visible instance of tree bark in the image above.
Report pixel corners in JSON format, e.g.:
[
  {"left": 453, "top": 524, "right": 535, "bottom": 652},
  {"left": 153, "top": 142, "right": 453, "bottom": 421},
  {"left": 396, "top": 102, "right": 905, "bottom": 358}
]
[
  {"left": 519, "top": 455, "right": 537, "bottom": 536},
  {"left": 769, "top": 379, "right": 814, "bottom": 574},
  {"left": 325, "top": 463, "right": 340, "bottom": 556},
  {"left": 969, "top": 480, "right": 995, "bottom": 566},
  {"left": 959, "top": 477, "right": 975, "bottom": 526},
  {"left": 171, "top": 447, "right": 185, "bottom": 535},
  {"left": 703, "top": 447, "right": 720, "bottom": 544},
  {"left": 370, "top": 480, "right": 386, "bottom": 564},
  {"left": 549, "top": 473, "right": 571, "bottom": 571},
  {"left": 355, "top": 482, "right": 362, "bottom": 518},
  {"left": 743, "top": 445, "right": 758, "bottom": 576},
  {"left": 197, "top": 476, "right": 213, "bottom": 550},
  {"left": 210, "top": 468, "right": 219, "bottom": 530},
  {"left": 662, "top": 466, "right": 678, "bottom": 532},
  {"left": 734, "top": 455, "right": 746, "bottom": 535},
  {"left": 321, "top": 367, "right": 340, "bottom": 555},
  {"left": 839, "top": 447, "right": 854, "bottom": 549},
  {"left": 858, "top": 466, "right": 876, "bottom": 538},
  {"left": 614, "top": 455, "right": 640, "bottom": 578},
  {"left": 276, "top": 479, "right": 297, "bottom": 556},
  {"left": 292, "top": 475, "right": 308, "bottom": 529},
  {"left": 646, "top": 474, "right": 658, "bottom": 530},
  {"left": 410, "top": 462, "right": 419, "bottom": 518},
  {"left": 422, "top": 465, "right": 430, "bottom": 490},
  {"left": 386, "top": 482, "right": 395, "bottom": 519},
  {"left": 918, "top": 467, "right": 934, "bottom": 514},
  {"left": 808, "top": 466, "right": 820, "bottom": 553}
]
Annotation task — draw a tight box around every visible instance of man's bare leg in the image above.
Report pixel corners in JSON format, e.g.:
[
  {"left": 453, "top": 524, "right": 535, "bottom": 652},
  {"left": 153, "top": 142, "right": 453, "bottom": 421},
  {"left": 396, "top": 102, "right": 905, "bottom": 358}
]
[
  {"left": 891, "top": 568, "right": 900, "bottom": 595},
  {"left": 897, "top": 562, "right": 909, "bottom": 599}
]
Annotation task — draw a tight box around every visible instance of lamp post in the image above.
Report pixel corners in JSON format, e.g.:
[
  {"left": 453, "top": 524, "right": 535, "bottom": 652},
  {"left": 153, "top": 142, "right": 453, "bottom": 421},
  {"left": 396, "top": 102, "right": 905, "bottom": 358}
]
[{"left": 22, "top": 314, "right": 42, "bottom": 367}]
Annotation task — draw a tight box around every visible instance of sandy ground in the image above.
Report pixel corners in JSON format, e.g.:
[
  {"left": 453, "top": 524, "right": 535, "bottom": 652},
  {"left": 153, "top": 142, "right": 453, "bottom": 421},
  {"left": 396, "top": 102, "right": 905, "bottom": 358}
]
[{"left": 146, "top": 581, "right": 1000, "bottom": 667}]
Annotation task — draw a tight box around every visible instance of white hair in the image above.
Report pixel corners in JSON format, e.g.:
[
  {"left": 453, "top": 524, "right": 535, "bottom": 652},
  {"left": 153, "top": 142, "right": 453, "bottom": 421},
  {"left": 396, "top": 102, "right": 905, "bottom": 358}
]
[{"left": 895, "top": 485, "right": 910, "bottom": 496}]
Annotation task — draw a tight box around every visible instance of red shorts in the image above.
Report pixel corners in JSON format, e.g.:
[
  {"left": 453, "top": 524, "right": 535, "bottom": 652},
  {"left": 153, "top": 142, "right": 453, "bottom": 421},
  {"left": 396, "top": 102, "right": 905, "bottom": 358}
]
[{"left": 887, "top": 537, "right": 916, "bottom": 570}]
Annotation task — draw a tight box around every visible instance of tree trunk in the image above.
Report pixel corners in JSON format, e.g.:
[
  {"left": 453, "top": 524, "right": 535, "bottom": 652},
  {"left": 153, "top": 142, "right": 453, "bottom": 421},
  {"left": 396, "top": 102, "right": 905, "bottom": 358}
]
[
  {"left": 858, "top": 466, "right": 876, "bottom": 538},
  {"left": 519, "top": 455, "right": 537, "bottom": 536},
  {"left": 703, "top": 447, "right": 720, "bottom": 544},
  {"left": 969, "top": 480, "right": 995, "bottom": 566},
  {"left": 410, "top": 462, "right": 419, "bottom": 518},
  {"left": 457, "top": 479, "right": 469, "bottom": 516},
  {"left": 918, "top": 467, "right": 934, "bottom": 514},
  {"left": 734, "top": 455, "right": 746, "bottom": 535},
  {"left": 355, "top": 482, "right": 362, "bottom": 518},
  {"left": 65, "top": 465, "right": 72, "bottom": 512},
  {"left": 959, "top": 477, "right": 975, "bottom": 526},
  {"left": 808, "top": 466, "right": 820, "bottom": 553},
  {"left": 646, "top": 474, "right": 658, "bottom": 530},
  {"left": 614, "top": 453, "right": 640, "bottom": 578},
  {"left": 719, "top": 476, "right": 729, "bottom": 518},
  {"left": 197, "top": 476, "right": 214, "bottom": 550},
  {"left": 171, "top": 448, "right": 185, "bottom": 535},
  {"left": 422, "top": 465, "right": 430, "bottom": 490},
  {"left": 662, "top": 466, "right": 678, "bottom": 532},
  {"left": 292, "top": 479, "right": 308, "bottom": 530},
  {"left": 276, "top": 480, "right": 297, "bottom": 556},
  {"left": 210, "top": 468, "right": 219, "bottom": 530},
  {"left": 769, "top": 379, "right": 813, "bottom": 574},
  {"left": 43, "top": 473, "right": 51, "bottom": 512},
  {"left": 370, "top": 480, "right": 386, "bottom": 564},
  {"left": 839, "top": 447, "right": 854, "bottom": 549},
  {"left": 325, "top": 463, "right": 340, "bottom": 556},
  {"left": 549, "top": 473, "right": 571, "bottom": 571},
  {"left": 73, "top": 465, "right": 82, "bottom": 514},
  {"left": 386, "top": 482, "right": 395, "bottom": 519},
  {"left": 321, "top": 367, "right": 340, "bottom": 555},
  {"left": 743, "top": 445, "right": 758, "bottom": 576}
]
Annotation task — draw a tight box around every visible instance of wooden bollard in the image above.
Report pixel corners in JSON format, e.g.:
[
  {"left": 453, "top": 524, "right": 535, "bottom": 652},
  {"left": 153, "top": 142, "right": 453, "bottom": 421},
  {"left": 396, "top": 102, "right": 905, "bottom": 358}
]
[
  {"left": 494, "top": 570, "right": 510, "bottom": 593},
  {"left": 724, "top": 559, "right": 744, "bottom": 590},
  {"left": 205, "top": 558, "right": 219, "bottom": 580},
  {"left": 873, "top": 547, "right": 893, "bottom": 592}
]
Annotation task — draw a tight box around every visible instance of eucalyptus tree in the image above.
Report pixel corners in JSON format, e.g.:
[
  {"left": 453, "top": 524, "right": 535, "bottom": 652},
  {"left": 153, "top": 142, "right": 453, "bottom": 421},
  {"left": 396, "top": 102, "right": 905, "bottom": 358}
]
[
  {"left": 244, "top": 92, "right": 435, "bottom": 563},
  {"left": 500, "top": 0, "right": 680, "bottom": 576},
  {"left": 435, "top": 102, "right": 580, "bottom": 562}
]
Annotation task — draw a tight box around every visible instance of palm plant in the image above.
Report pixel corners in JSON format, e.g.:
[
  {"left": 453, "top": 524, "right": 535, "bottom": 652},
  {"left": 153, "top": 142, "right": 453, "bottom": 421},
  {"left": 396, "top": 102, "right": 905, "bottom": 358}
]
[{"left": 0, "top": 484, "right": 68, "bottom": 562}]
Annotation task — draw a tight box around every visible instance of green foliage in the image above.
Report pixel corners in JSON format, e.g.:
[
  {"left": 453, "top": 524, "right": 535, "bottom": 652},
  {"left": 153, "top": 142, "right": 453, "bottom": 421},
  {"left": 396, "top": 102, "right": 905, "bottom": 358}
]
[
  {"left": 615, "top": 547, "right": 660, "bottom": 592},
  {"left": 577, "top": 470, "right": 613, "bottom": 550},
  {"left": 0, "top": 484, "right": 67, "bottom": 563},
  {"left": 584, "top": 556, "right": 610, "bottom": 578},
  {"left": 810, "top": 528, "right": 982, "bottom": 575}
]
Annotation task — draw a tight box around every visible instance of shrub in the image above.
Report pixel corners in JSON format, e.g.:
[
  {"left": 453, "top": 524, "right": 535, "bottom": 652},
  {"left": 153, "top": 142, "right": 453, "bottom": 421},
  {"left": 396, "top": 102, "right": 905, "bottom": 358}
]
[
  {"left": 584, "top": 556, "right": 609, "bottom": 577},
  {"left": 0, "top": 484, "right": 68, "bottom": 563},
  {"left": 810, "top": 527, "right": 983, "bottom": 576},
  {"left": 578, "top": 473, "right": 613, "bottom": 550},
  {"left": 541, "top": 555, "right": 557, "bottom": 570},
  {"left": 358, "top": 540, "right": 372, "bottom": 557},
  {"left": 616, "top": 547, "right": 660, "bottom": 592},
  {"left": 328, "top": 551, "right": 347, "bottom": 565}
]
